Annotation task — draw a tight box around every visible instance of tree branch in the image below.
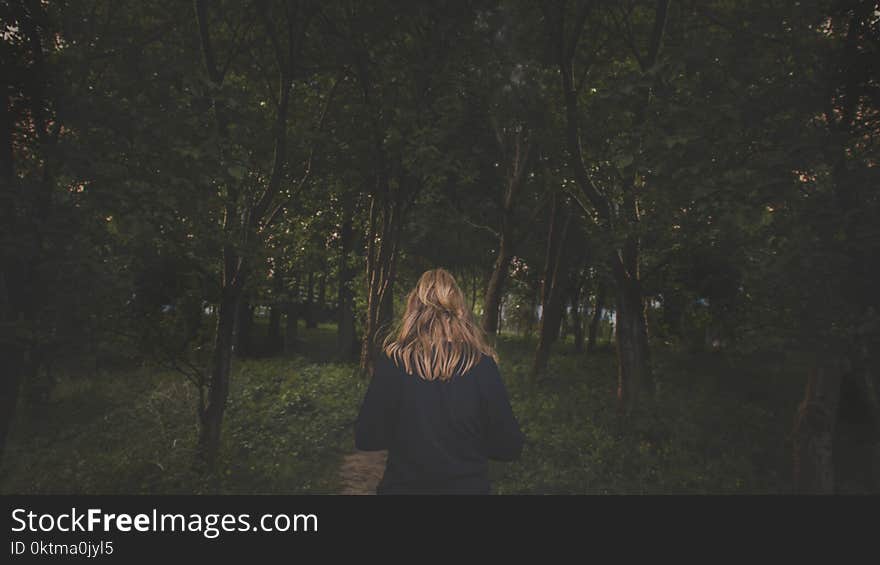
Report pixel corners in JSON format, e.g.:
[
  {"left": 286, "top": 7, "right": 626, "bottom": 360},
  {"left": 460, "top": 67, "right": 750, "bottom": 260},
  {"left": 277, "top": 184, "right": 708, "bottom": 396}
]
[
  {"left": 645, "top": 0, "right": 671, "bottom": 71},
  {"left": 261, "top": 74, "right": 342, "bottom": 232}
]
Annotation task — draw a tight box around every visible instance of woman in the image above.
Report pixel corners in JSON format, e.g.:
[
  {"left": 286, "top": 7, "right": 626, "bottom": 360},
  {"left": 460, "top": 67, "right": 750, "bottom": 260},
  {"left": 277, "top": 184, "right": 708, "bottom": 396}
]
[{"left": 354, "top": 268, "right": 525, "bottom": 494}]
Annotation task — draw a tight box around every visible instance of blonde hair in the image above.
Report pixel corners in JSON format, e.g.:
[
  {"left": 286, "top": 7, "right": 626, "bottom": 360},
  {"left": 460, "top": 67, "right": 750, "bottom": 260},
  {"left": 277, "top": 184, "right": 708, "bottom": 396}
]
[{"left": 383, "top": 268, "right": 498, "bottom": 380}]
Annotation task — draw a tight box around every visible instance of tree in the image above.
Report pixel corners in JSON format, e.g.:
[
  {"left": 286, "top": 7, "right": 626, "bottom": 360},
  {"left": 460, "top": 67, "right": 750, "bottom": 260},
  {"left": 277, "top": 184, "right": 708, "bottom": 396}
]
[
  {"left": 191, "top": 0, "right": 332, "bottom": 465},
  {"left": 531, "top": 189, "right": 573, "bottom": 377},
  {"left": 541, "top": 0, "right": 671, "bottom": 416}
]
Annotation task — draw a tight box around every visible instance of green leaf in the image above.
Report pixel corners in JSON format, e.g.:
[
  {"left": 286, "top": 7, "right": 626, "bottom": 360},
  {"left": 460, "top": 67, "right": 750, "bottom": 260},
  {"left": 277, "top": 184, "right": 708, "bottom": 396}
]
[
  {"left": 227, "top": 165, "right": 246, "bottom": 180},
  {"left": 614, "top": 154, "right": 634, "bottom": 169}
]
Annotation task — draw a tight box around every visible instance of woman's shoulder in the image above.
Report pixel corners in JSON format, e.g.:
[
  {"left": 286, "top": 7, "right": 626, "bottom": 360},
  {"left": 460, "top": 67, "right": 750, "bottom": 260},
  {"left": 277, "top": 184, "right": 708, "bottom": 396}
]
[
  {"left": 372, "top": 351, "right": 402, "bottom": 377},
  {"left": 471, "top": 351, "right": 500, "bottom": 374}
]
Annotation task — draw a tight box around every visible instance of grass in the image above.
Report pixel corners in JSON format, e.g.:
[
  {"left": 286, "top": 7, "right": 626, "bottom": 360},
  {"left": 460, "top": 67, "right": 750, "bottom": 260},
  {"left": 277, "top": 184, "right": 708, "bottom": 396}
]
[
  {"left": 1, "top": 322, "right": 817, "bottom": 494},
  {"left": 0, "top": 323, "right": 365, "bottom": 494},
  {"left": 490, "top": 335, "right": 808, "bottom": 494}
]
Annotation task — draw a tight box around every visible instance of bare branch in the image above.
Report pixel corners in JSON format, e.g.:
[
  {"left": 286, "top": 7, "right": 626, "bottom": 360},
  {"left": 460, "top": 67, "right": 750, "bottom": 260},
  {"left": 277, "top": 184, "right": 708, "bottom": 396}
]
[
  {"left": 261, "top": 74, "right": 343, "bottom": 232},
  {"left": 565, "top": 0, "right": 591, "bottom": 63},
  {"left": 645, "top": 0, "right": 671, "bottom": 71},
  {"left": 194, "top": 0, "right": 225, "bottom": 85}
]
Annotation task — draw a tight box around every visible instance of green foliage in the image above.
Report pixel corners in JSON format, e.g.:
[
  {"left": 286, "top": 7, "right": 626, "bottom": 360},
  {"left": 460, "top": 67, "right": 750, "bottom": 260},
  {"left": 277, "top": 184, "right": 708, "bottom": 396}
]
[
  {"left": 3, "top": 0, "right": 878, "bottom": 493},
  {"left": 0, "top": 325, "right": 364, "bottom": 494},
  {"left": 490, "top": 334, "right": 805, "bottom": 494},
  {"left": 3, "top": 327, "right": 809, "bottom": 494}
]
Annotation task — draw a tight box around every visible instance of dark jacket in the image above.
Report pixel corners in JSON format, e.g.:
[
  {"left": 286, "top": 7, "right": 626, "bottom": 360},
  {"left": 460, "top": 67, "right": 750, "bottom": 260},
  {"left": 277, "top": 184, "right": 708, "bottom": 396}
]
[{"left": 354, "top": 351, "right": 525, "bottom": 494}]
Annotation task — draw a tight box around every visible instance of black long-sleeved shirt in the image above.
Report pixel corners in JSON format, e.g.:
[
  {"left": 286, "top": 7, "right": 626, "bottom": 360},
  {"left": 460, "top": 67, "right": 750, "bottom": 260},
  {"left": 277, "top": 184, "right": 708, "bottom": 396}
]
[{"left": 354, "top": 351, "right": 525, "bottom": 495}]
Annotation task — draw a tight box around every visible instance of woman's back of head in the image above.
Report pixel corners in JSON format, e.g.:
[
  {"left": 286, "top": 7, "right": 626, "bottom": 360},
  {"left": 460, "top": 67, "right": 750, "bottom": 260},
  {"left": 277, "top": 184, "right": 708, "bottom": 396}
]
[{"left": 383, "top": 268, "right": 497, "bottom": 381}]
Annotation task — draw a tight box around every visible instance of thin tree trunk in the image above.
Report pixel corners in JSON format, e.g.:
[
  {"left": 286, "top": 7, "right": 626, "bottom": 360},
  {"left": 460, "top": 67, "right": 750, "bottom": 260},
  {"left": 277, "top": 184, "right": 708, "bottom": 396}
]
[
  {"left": 497, "top": 294, "right": 505, "bottom": 335},
  {"left": 337, "top": 197, "right": 358, "bottom": 360},
  {"left": 198, "top": 277, "right": 242, "bottom": 466},
  {"left": 317, "top": 271, "right": 327, "bottom": 313},
  {"left": 482, "top": 237, "right": 510, "bottom": 338},
  {"left": 793, "top": 359, "right": 844, "bottom": 493},
  {"left": 379, "top": 264, "right": 395, "bottom": 333},
  {"left": 482, "top": 126, "right": 532, "bottom": 338},
  {"left": 532, "top": 194, "right": 572, "bottom": 378},
  {"left": 359, "top": 169, "right": 404, "bottom": 375},
  {"left": 360, "top": 191, "right": 380, "bottom": 374},
  {"left": 571, "top": 284, "right": 584, "bottom": 353},
  {"left": 552, "top": 0, "right": 667, "bottom": 418},
  {"left": 524, "top": 280, "right": 540, "bottom": 339},
  {"left": 587, "top": 284, "right": 604, "bottom": 353},
  {"left": 0, "top": 76, "right": 23, "bottom": 466},
  {"left": 614, "top": 273, "right": 653, "bottom": 417},
  {"left": 194, "top": 0, "right": 308, "bottom": 467},
  {"left": 558, "top": 305, "right": 568, "bottom": 341},
  {"left": 556, "top": 302, "right": 567, "bottom": 341},
  {"left": 851, "top": 368, "right": 880, "bottom": 487},
  {"left": 352, "top": 47, "right": 415, "bottom": 376}
]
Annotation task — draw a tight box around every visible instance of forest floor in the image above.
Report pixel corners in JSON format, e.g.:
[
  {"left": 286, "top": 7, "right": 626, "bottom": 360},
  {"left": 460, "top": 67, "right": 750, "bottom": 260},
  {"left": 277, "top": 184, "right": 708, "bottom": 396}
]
[
  {"left": 337, "top": 450, "right": 386, "bottom": 495},
  {"left": 5, "top": 320, "right": 866, "bottom": 494}
]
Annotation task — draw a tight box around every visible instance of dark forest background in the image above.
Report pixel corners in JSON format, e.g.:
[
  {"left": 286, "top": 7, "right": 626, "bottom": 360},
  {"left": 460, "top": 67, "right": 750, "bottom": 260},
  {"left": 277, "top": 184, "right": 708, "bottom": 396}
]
[{"left": 1, "top": 0, "right": 878, "bottom": 494}]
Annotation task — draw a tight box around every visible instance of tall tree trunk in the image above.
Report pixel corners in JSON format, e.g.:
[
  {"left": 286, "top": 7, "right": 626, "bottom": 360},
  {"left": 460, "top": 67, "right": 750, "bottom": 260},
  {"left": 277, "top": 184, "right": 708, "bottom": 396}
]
[
  {"left": 317, "top": 270, "right": 327, "bottom": 320},
  {"left": 522, "top": 280, "right": 539, "bottom": 339},
  {"left": 0, "top": 71, "right": 23, "bottom": 466},
  {"left": 816, "top": 4, "right": 880, "bottom": 490},
  {"left": 194, "top": 0, "right": 314, "bottom": 467},
  {"left": 571, "top": 284, "right": 584, "bottom": 353},
  {"left": 587, "top": 284, "right": 605, "bottom": 353},
  {"left": 482, "top": 236, "right": 510, "bottom": 338},
  {"left": 379, "top": 266, "right": 395, "bottom": 333},
  {"left": 198, "top": 273, "right": 243, "bottom": 466},
  {"left": 481, "top": 125, "right": 533, "bottom": 338},
  {"left": 359, "top": 169, "right": 404, "bottom": 375},
  {"left": 556, "top": 303, "right": 567, "bottom": 341},
  {"left": 551, "top": 0, "right": 667, "bottom": 418},
  {"left": 793, "top": 358, "right": 844, "bottom": 493},
  {"left": 532, "top": 194, "right": 572, "bottom": 378},
  {"left": 614, "top": 271, "right": 653, "bottom": 417},
  {"left": 360, "top": 188, "right": 381, "bottom": 374},
  {"left": 337, "top": 197, "right": 358, "bottom": 360},
  {"left": 0, "top": 8, "right": 59, "bottom": 466},
  {"left": 850, "top": 347, "right": 880, "bottom": 488},
  {"left": 352, "top": 43, "right": 415, "bottom": 376},
  {"left": 497, "top": 294, "right": 505, "bottom": 335},
  {"left": 608, "top": 0, "right": 667, "bottom": 416}
]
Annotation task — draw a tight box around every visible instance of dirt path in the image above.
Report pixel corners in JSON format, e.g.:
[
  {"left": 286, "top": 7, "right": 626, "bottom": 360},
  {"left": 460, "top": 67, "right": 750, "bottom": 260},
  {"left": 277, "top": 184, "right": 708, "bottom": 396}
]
[{"left": 337, "top": 450, "right": 387, "bottom": 495}]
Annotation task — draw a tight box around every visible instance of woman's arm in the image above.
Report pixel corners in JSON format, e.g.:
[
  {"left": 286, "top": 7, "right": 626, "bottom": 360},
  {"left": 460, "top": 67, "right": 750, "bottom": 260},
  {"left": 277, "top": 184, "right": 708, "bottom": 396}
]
[
  {"left": 354, "top": 356, "right": 401, "bottom": 451},
  {"left": 480, "top": 357, "right": 525, "bottom": 461}
]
